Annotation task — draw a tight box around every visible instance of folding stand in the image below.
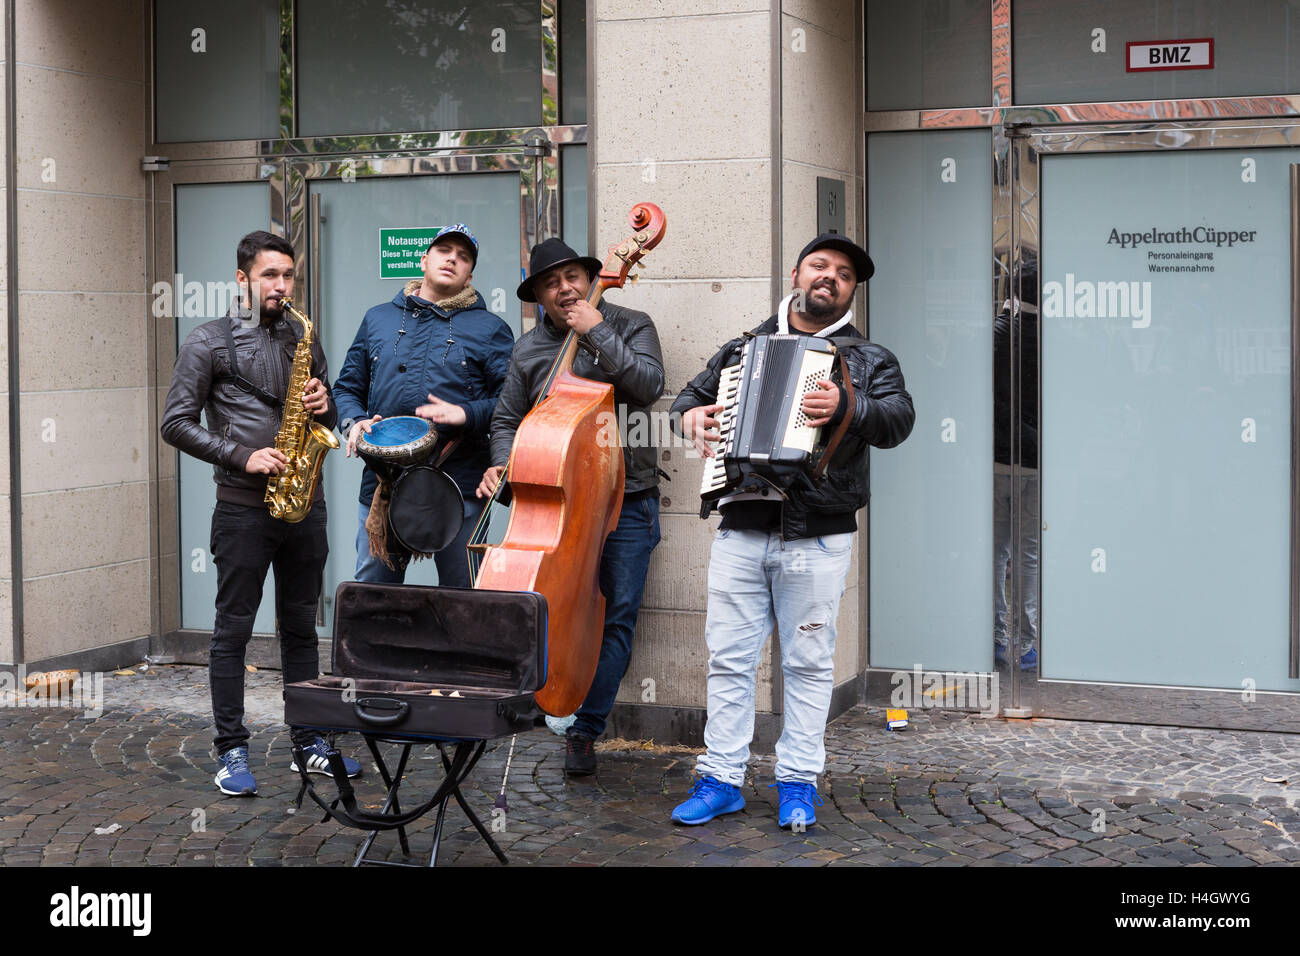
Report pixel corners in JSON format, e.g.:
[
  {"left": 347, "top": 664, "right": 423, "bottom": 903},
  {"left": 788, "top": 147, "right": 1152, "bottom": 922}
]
[{"left": 291, "top": 736, "right": 510, "bottom": 868}]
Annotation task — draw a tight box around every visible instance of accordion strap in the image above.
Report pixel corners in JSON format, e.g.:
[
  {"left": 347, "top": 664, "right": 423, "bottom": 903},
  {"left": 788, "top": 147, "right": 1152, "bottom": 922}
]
[{"left": 811, "top": 350, "right": 856, "bottom": 479}]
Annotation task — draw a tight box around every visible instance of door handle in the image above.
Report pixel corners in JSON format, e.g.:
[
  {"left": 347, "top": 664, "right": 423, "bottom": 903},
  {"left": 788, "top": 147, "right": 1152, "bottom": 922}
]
[
  {"left": 311, "top": 189, "right": 328, "bottom": 630},
  {"left": 1289, "top": 164, "right": 1299, "bottom": 679}
]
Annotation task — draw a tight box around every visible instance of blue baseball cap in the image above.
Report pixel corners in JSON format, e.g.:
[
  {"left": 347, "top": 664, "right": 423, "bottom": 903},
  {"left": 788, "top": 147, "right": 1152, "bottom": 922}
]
[{"left": 427, "top": 223, "right": 479, "bottom": 266}]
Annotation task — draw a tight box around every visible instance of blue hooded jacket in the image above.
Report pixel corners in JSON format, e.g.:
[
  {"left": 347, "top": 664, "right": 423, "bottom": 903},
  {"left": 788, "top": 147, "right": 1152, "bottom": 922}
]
[{"left": 334, "top": 280, "right": 514, "bottom": 505}]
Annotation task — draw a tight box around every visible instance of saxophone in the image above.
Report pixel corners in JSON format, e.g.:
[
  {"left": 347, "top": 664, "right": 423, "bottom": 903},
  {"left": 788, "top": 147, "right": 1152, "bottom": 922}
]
[{"left": 264, "top": 298, "right": 340, "bottom": 522}]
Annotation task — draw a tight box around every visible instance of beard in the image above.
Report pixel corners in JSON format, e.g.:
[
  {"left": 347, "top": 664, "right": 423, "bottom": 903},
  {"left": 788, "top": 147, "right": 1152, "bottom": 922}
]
[{"left": 799, "top": 282, "right": 844, "bottom": 323}]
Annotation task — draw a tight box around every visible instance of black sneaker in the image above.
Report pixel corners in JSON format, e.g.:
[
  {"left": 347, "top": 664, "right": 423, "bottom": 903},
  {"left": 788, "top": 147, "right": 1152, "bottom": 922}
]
[{"left": 565, "top": 732, "right": 597, "bottom": 776}]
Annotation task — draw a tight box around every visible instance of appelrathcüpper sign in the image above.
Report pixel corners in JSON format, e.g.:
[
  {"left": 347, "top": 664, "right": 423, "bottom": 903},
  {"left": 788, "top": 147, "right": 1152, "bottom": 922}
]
[{"left": 379, "top": 228, "right": 440, "bottom": 279}]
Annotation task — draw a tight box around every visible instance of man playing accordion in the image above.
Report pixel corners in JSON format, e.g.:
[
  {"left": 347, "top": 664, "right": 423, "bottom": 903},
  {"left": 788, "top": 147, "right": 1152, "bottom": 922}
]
[{"left": 669, "top": 234, "right": 915, "bottom": 829}]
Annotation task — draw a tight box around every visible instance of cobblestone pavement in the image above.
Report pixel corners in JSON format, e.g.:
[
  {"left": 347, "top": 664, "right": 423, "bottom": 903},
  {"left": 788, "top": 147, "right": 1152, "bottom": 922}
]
[{"left": 1, "top": 664, "right": 1298, "bottom": 867}]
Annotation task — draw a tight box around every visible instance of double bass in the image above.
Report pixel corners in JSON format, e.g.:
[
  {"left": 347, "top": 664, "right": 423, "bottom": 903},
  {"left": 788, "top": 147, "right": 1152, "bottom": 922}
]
[{"left": 470, "top": 203, "right": 667, "bottom": 716}]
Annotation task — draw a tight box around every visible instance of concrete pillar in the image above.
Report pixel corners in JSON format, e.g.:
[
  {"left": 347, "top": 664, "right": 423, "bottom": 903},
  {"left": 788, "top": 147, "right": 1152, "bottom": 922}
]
[
  {"left": 9, "top": 0, "right": 151, "bottom": 668},
  {"left": 1, "top": 1, "right": 12, "bottom": 663},
  {"left": 593, "top": 1, "right": 867, "bottom": 744},
  {"left": 779, "top": 0, "right": 867, "bottom": 704}
]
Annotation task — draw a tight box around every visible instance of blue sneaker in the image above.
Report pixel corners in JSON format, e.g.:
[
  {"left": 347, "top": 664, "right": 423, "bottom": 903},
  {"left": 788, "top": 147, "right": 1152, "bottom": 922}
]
[
  {"left": 290, "top": 736, "right": 362, "bottom": 778},
  {"left": 670, "top": 776, "right": 744, "bottom": 825},
  {"left": 1020, "top": 647, "right": 1038, "bottom": 671},
  {"left": 215, "top": 746, "right": 257, "bottom": 796},
  {"left": 772, "top": 781, "right": 823, "bottom": 828}
]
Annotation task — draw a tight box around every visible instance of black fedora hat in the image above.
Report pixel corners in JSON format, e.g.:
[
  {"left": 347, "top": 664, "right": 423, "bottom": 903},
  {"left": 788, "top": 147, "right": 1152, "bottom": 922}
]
[{"left": 517, "top": 238, "right": 603, "bottom": 303}]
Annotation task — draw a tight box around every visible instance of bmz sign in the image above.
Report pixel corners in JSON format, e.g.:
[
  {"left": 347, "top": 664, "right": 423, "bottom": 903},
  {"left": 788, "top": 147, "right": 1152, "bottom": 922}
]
[{"left": 1126, "top": 38, "right": 1214, "bottom": 73}]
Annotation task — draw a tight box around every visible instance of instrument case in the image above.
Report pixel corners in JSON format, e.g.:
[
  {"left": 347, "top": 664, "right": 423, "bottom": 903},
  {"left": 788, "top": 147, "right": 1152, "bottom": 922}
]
[{"left": 285, "top": 582, "right": 547, "bottom": 741}]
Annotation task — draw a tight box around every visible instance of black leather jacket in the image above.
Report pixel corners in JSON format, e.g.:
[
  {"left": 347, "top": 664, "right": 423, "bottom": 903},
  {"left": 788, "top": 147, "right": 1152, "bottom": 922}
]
[
  {"left": 161, "top": 311, "right": 338, "bottom": 503},
  {"left": 670, "top": 315, "right": 914, "bottom": 539},
  {"left": 489, "top": 300, "right": 664, "bottom": 494}
]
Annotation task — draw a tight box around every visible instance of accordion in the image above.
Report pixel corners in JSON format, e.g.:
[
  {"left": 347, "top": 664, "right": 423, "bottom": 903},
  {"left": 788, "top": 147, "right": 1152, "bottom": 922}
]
[{"left": 698, "top": 334, "right": 855, "bottom": 516}]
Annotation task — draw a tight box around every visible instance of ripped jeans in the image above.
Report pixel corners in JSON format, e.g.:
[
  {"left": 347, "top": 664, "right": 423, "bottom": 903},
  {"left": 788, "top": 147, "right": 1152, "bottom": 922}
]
[{"left": 695, "top": 527, "right": 854, "bottom": 786}]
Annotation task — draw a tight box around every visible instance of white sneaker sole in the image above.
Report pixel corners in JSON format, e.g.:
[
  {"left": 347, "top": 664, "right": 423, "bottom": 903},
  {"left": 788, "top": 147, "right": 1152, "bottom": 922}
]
[
  {"left": 289, "top": 752, "right": 360, "bottom": 778},
  {"left": 213, "top": 772, "right": 257, "bottom": 796}
]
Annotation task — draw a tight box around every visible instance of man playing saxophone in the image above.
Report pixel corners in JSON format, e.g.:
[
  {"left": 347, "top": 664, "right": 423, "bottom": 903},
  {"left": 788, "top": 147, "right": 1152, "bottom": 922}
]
[{"left": 161, "top": 230, "right": 362, "bottom": 797}]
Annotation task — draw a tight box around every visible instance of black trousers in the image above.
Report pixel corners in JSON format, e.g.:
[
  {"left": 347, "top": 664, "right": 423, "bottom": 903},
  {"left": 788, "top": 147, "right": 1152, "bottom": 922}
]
[{"left": 209, "top": 500, "right": 328, "bottom": 755}]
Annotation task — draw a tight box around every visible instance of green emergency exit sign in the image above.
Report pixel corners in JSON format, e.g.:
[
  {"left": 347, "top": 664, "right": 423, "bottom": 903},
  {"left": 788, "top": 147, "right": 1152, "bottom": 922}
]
[{"left": 379, "top": 228, "right": 440, "bottom": 279}]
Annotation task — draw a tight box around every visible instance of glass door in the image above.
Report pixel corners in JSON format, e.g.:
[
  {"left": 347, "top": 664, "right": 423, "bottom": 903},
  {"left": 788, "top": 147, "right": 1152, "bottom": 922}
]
[
  {"left": 288, "top": 156, "right": 537, "bottom": 631},
  {"left": 1016, "top": 124, "right": 1300, "bottom": 728},
  {"left": 160, "top": 164, "right": 283, "bottom": 637}
]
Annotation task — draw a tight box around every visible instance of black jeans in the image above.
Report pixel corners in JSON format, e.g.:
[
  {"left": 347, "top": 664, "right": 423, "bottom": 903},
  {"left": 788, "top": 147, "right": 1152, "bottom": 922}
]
[{"left": 209, "top": 500, "right": 328, "bottom": 754}]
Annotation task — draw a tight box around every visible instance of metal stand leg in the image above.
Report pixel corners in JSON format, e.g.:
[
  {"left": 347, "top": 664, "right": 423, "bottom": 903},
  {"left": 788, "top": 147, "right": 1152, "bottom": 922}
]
[
  {"left": 347, "top": 737, "right": 507, "bottom": 868},
  {"left": 437, "top": 742, "right": 509, "bottom": 865},
  {"left": 354, "top": 739, "right": 415, "bottom": 867}
]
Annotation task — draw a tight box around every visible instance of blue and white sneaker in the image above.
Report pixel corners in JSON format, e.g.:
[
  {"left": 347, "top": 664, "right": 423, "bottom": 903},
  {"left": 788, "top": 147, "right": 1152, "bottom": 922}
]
[
  {"left": 670, "top": 776, "right": 745, "bottom": 825},
  {"left": 290, "top": 736, "right": 362, "bottom": 778},
  {"left": 215, "top": 746, "right": 257, "bottom": 796},
  {"left": 772, "top": 781, "right": 823, "bottom": 828}
]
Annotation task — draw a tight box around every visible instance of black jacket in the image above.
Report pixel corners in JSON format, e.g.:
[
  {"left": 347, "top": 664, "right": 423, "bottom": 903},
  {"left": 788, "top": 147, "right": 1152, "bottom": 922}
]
[
  {"left": 161, "top": 311, "right": 338, "bottom": 505},
  {"left": 670, "top": 314, "right": 914, "bottom": 539},
  {"left": 489, "top": 300, "right": 664, "bottom": 494}
]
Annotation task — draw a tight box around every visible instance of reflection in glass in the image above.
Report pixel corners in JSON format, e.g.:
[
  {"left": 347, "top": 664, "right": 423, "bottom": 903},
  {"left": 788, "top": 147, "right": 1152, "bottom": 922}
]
[
  {"left": 1014, "top": 0, "right": 1300, "bottom": 106},
  {"left": 297, "top": 0, "right": 543, "bottom": 137},
  {"left": 866, "top": 0, "right": 992, "bottom": 111},
  {"left": 559, "top": 0, "right": 587, "bottom": 125},
  {"left": 993, "top": 251, "right": 1039, "bottom": 674},
  {"left": 155, "top": 0, "right": 281, "bottom": 143}
]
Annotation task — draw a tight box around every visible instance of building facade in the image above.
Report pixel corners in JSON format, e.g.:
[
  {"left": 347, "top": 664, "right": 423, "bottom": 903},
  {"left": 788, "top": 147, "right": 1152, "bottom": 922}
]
[{"left": 1, "top": 0, "right": 1297, "bottom": 741}]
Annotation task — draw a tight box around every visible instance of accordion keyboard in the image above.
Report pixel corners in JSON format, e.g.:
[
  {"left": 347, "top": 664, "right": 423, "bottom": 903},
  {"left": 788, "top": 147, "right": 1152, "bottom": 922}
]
[{"left": 699, "top": 361, "right": 745, "bottom": 495}]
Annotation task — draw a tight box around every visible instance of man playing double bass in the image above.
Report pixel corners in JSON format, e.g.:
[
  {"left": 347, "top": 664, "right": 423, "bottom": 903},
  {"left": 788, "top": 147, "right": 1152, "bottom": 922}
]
[{"left": 478, "top": 238, "right": 664, "bottom": 775}]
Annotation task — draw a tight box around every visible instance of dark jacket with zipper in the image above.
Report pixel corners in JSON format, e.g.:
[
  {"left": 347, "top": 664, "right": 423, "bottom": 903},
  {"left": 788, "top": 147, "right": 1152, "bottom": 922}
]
[
  {"left": 333, "top": 281, "right": 514, "bottom": 505},
  {"left": 489, "top": 300, "right": 665, "bottom": 495},
  {"left": 161, "top": 309, "right": 338, "bottom": 507},
  {"left": 670, "top": 314, "right": 914, "bottom": 540}
]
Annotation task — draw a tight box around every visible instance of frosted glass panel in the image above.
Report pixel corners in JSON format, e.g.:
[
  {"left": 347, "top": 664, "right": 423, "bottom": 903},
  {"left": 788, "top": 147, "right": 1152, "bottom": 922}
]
[
  {"left": 296, "top": 0, "right": 542, "bottom": 136},
  {"left": 559, "top": 0, "right": 587, "bottom": 125},
  {"left": 561, "top": 145, "right": 588, "bottom": 256},
  {"left": 1041, "top": 149, "right": 1299, "bottom": 692},
  {"left": 869, "top": 129, "right": 993, "bottom": 673},
  {"left": 867, "top": 0, "right": 991, "bottom": 111},
  {"left": 1014, "top": 0, "right": 1300, "bottom": 105},
  {"left": 174, "top": 183, "right": 274, "bottom": 632},
  {"left": 155, "top": 0, "right": 281, "bottom": 143}
]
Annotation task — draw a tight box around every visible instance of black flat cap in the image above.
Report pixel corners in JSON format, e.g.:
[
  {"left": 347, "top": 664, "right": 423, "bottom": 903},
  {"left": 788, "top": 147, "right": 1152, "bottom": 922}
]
[{"left": 796, "top": 233, "right": 874, "bottom": 284}]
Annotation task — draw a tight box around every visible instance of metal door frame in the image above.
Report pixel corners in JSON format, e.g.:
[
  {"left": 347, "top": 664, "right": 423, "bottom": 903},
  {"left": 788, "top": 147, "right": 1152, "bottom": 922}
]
[{"left": 1006, "top": 119, "right": 1300, "bottom": 731}]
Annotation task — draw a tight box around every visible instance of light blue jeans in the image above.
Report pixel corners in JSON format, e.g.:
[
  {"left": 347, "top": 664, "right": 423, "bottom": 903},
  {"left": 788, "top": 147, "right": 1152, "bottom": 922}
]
[{"left": 695, "top": 527, "right": 855, "bottom": 787}]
